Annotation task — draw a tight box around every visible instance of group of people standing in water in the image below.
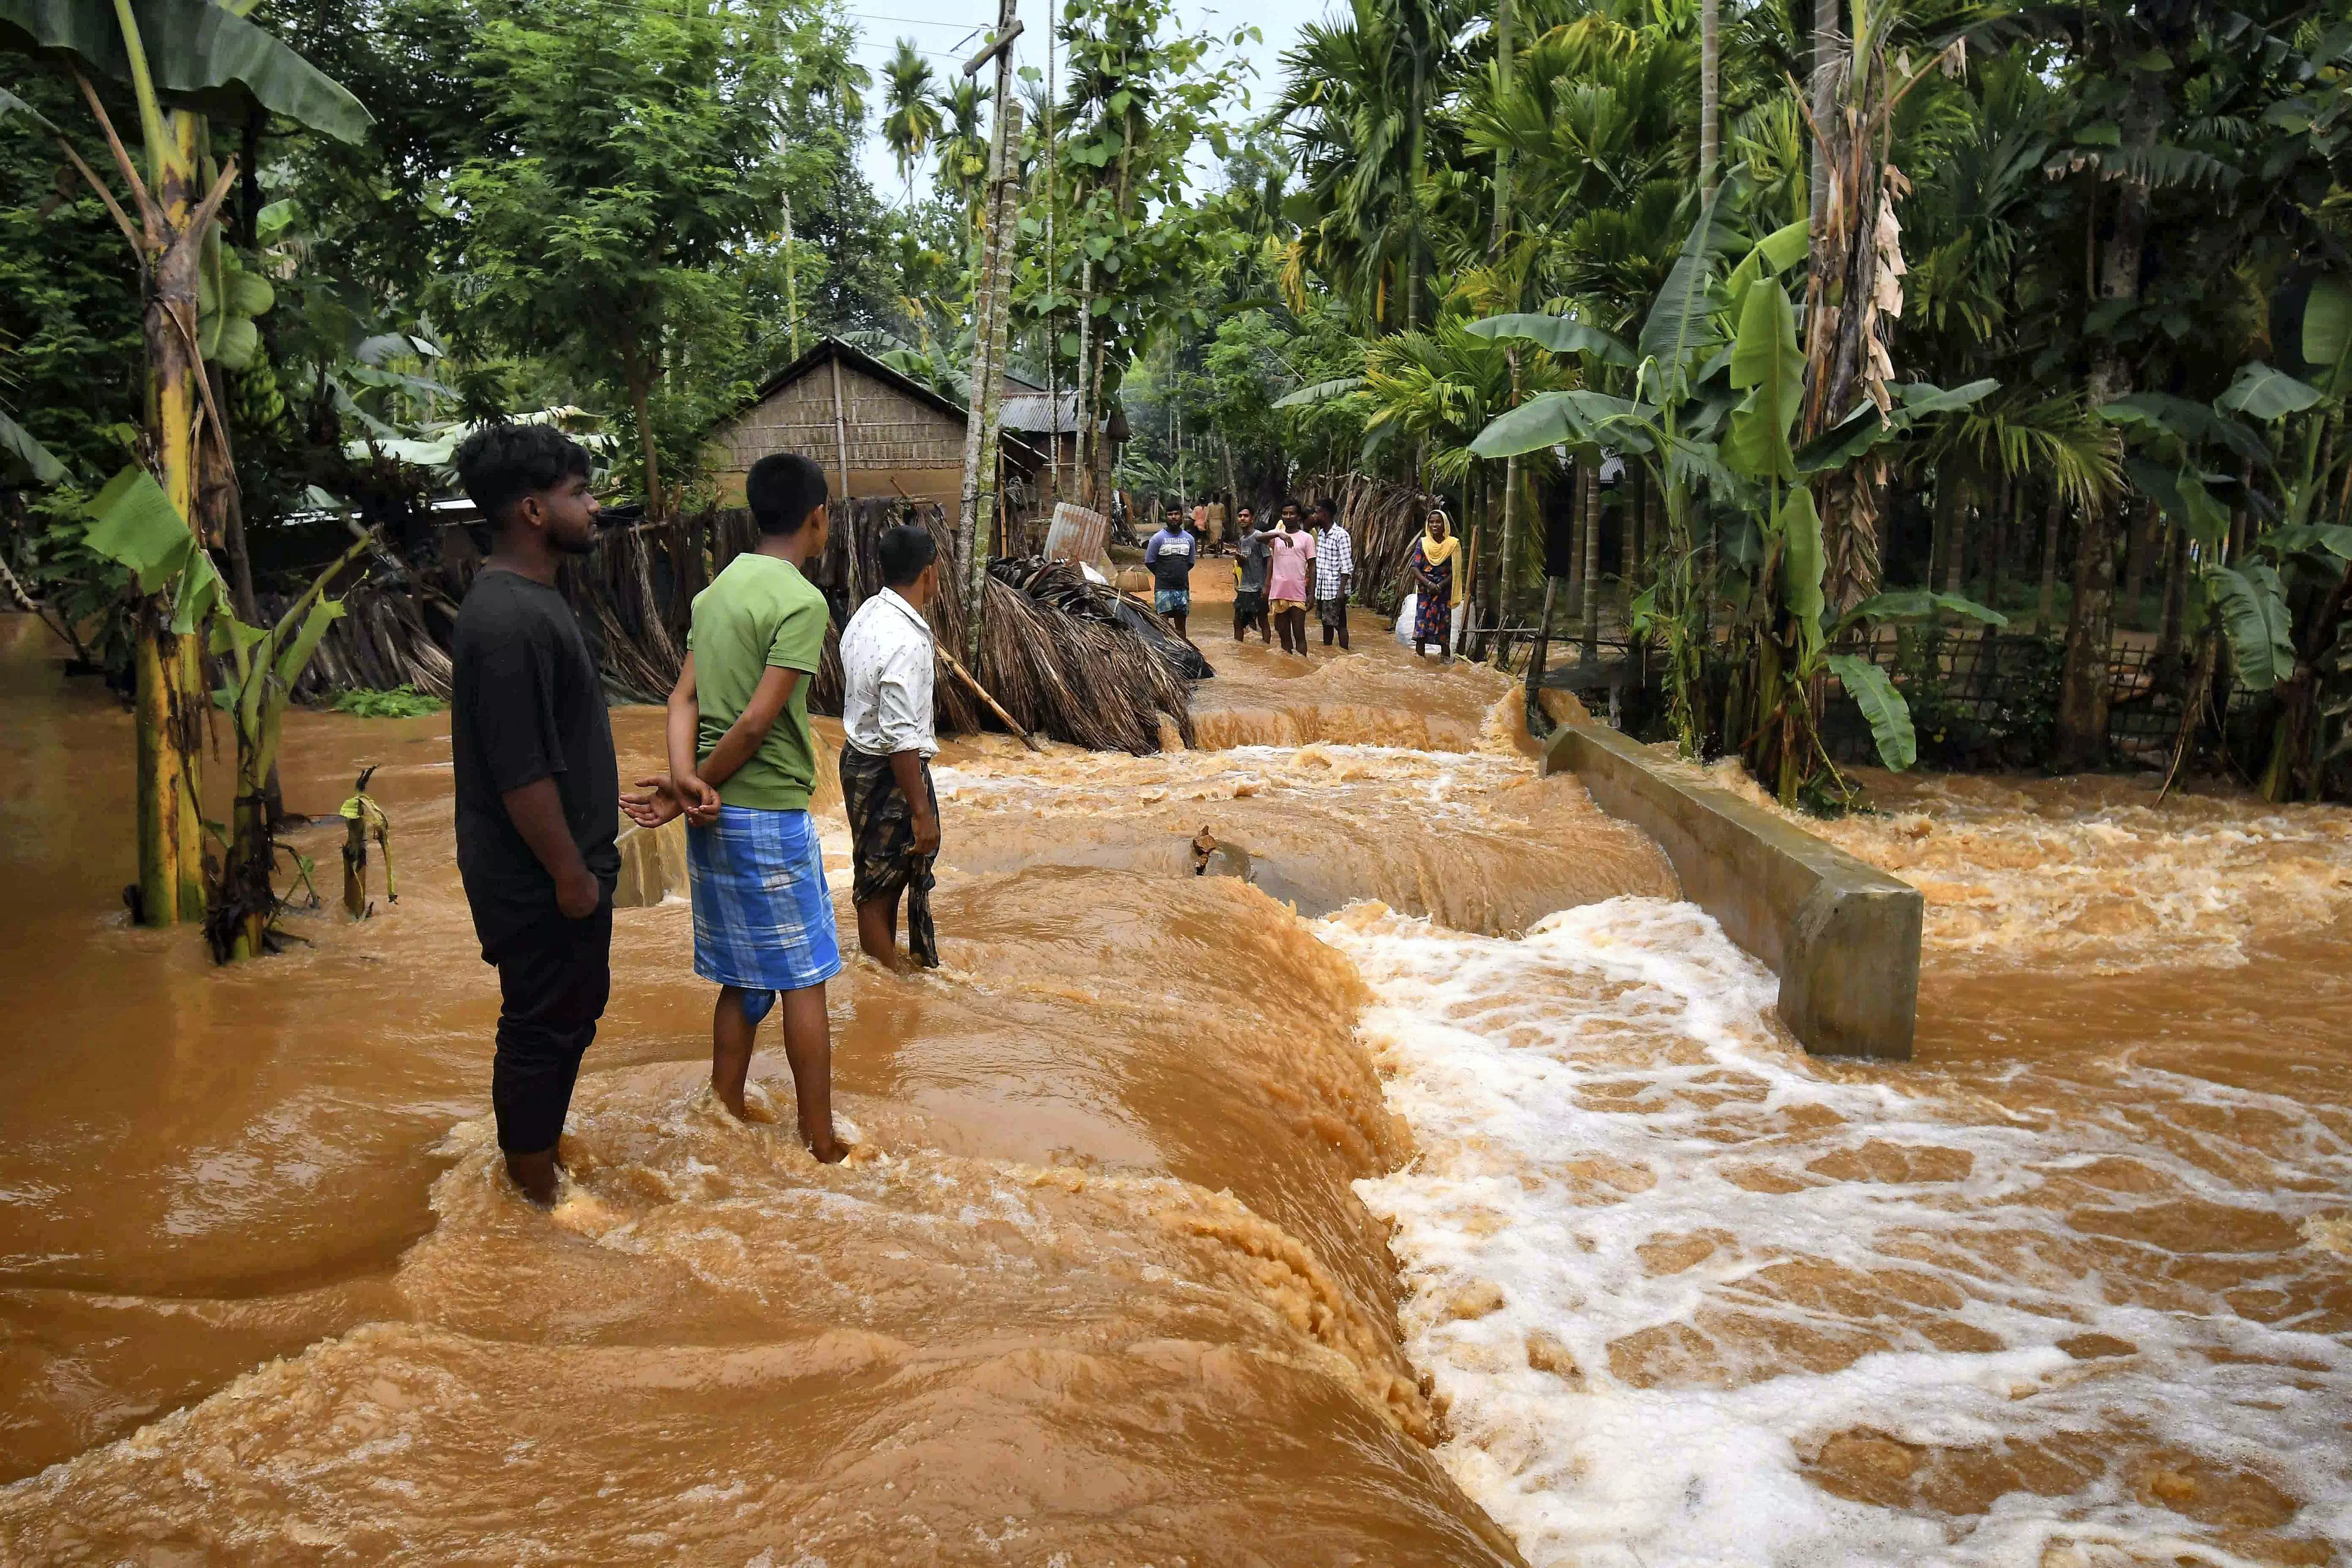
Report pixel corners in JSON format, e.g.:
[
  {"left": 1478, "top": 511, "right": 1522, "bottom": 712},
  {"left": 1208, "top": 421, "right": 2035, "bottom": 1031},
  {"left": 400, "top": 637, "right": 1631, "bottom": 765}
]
[
  {"left": 1146, "top": 495, "right": 1356, "bottom": 655},
  {"left": 444, "top": 420, "right": 1481, "bottom": 1208},
  {"left": 1145, "top": 494, "right": 1469, "bottom": 665},
  {"left": 446, "top": 427, "right": 939, "bottom": 1203}
]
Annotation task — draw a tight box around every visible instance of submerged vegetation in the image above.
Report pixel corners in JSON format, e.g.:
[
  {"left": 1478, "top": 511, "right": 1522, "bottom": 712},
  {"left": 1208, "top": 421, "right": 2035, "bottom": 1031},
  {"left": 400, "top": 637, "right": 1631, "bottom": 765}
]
[
  {"left": 2, "top": 0, "right": 2350, "bottom": 956},
  {"left": 330, "top": 684, "right": 447, "bottom": 719}
]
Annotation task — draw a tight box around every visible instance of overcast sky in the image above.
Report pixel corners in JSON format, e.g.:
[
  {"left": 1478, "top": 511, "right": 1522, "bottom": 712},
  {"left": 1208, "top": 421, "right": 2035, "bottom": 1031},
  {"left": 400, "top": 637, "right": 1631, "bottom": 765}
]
[{"left": 836, "top": 0, "right": 1335, "bottom": 203}]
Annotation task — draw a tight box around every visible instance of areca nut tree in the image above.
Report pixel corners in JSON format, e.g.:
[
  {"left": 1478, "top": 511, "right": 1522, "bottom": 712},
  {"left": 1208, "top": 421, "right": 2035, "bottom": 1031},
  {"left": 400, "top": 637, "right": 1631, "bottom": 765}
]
[{"left": 882, "top": 37, "right": 942, "bottom": 208}]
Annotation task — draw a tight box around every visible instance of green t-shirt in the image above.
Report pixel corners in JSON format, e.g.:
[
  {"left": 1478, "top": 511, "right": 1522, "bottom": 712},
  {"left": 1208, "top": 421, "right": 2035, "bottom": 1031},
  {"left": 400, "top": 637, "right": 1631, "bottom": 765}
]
[{"left": 686, "top": 552, "right": 829, "bottom": 812}]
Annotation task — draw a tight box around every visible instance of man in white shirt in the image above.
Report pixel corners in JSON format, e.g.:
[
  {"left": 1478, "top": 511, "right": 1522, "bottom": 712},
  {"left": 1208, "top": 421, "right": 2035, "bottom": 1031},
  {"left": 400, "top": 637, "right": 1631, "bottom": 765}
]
[{"left": 837, "top": 523, "right": 944, "bottom": 969}]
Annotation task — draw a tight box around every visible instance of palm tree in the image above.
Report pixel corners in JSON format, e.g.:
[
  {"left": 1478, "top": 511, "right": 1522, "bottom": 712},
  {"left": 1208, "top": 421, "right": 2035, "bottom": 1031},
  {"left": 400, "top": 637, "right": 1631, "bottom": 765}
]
[
  {"left": 882, "top": 39, "right": 943, "bottom": 208},
  {"left": 936, "top": 76, "right": 993, "bottom": 231},
  {"left": 1462, "top": 18, "right": 1695, "bottom": 254},
  {"left": 1276, "top": 0, "right": 1471, "bottom": 336}
]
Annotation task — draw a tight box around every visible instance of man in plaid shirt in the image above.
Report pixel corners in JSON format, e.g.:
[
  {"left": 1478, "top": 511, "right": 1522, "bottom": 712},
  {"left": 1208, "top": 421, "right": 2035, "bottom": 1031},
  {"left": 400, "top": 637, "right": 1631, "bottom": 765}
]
[{"left": 1309, "top": 498, "right": 1354, "bottom": 651}]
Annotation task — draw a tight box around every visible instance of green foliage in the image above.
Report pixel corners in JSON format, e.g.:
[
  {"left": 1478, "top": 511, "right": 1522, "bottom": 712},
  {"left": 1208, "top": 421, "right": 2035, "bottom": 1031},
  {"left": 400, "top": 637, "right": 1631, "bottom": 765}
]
[
  {"left": 331, "top": 684, "right": 445, "bottom": 719},
  {"left": 0, "top": 0, "right": 372, "bottom": 145},
  {"left": 1827, "top": 652, "right": 1916, "bottom": 772}
]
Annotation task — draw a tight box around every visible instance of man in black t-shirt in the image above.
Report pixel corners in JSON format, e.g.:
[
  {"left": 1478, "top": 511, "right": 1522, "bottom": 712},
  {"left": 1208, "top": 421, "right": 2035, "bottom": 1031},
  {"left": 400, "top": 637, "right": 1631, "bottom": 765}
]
[{"left": 448, "top": 423, "right": 624, "bottom": 1206}]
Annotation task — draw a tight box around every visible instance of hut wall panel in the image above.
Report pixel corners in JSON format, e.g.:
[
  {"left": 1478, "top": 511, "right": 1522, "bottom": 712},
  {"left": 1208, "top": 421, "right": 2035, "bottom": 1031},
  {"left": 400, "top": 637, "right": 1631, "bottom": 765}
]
[{"left": 707, "top": 362, "right": 966, "bottom": 500}]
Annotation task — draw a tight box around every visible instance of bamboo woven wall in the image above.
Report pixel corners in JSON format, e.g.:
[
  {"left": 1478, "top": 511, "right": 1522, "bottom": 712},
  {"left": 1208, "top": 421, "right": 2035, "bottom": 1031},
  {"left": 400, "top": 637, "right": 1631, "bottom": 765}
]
[{"left": 706, "top": 361, "right": 965, "bottom": 497}]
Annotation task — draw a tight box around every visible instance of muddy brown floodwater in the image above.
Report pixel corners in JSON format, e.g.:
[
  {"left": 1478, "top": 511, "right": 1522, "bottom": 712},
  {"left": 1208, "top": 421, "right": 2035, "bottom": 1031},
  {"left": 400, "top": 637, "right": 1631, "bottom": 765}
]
[{"left": 1, "top": 597, "right": 2348, "bottom": 1568}]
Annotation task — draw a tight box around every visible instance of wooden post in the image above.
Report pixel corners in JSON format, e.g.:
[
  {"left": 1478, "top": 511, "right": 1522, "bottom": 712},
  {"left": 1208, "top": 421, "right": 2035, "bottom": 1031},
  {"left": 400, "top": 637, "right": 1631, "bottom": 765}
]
[
  {"left": 827, "top": 350, "right": 853, "bottom": 505},
  {"left": 968, "top": 100, "right": 1024, "bottom": 667},
  {"left": 1524, "top": 574, "right": 1559, "bottom": 725},
  {"left": 782, "top": 192, "right": 801, "bottom": 362},
  {"left": 1075, "top": 257, "right": 1093, "bottom": 506},
  {"left": 957, "top": 5, "right": 1023, "bottom": 668},
  {"left": 1044, "top": 19, "right": 1059, "bottom": 506},
  {"left": 1582, "top": 457, "right": 1602, "bottom": 666}
]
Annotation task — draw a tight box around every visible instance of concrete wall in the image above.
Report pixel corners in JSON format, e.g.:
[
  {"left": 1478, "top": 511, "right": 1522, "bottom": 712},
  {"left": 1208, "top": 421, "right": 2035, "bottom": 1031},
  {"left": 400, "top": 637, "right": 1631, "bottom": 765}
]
[{"left": 1543, "top": 721, "right": 1921, "bottom": 1061}]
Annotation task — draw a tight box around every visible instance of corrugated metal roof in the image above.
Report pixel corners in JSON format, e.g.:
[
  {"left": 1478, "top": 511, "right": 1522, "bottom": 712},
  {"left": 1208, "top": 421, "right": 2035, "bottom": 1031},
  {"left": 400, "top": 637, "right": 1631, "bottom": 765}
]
[{"left": 1002, "top": 391, "right": 1081, "bottom": 434}]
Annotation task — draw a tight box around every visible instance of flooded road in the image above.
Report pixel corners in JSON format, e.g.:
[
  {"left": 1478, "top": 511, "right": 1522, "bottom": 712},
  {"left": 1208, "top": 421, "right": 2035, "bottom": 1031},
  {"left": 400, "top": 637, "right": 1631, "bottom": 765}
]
[{"left": 1, "top": 605, "right": 2348, "bottom": 1565}]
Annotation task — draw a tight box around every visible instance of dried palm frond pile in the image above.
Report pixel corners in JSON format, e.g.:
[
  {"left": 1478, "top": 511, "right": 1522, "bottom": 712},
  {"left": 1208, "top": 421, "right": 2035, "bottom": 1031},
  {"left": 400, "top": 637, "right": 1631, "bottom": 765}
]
[
  {"left": 282, "top": 495, "right": 1200, "bottom": 753},
  {"left": 806, "top": 512, "right": 1201, "bottom": 753},
  {"left": 564, "top": 522, "right": 686, "bottom": 702},
  {"left": 1305, "top": 471, "right": 1433, "bottom": 614},
  {"left": 291, "top": 581, "right": 455, "bottom": 701},
  {"left": 980, "top": 557, "right": 1200, "bottom": 752}
]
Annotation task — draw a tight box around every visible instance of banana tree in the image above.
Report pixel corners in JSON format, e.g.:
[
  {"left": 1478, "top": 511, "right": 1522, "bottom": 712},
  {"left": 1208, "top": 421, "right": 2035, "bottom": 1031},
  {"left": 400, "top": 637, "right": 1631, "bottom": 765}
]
[
  {"left": 1472, "top": 179, "right": 1996, "bottom": 802},
  {"left": 78, "top": 465, "right": 372, "bottom": 960},
  {"left": 2109, "top": 278, "right": 2352, "bottom": 802},
  {"left": 2, "top": 0, "right": 368, "bottom": 928}
]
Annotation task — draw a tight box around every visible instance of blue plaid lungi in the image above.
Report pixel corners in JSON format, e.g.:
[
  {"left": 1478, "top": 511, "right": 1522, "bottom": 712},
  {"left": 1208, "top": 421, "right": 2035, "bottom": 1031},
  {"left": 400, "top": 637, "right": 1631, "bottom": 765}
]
[{"left": 687, "top": 804, "right": 843, "bottom": 1024}]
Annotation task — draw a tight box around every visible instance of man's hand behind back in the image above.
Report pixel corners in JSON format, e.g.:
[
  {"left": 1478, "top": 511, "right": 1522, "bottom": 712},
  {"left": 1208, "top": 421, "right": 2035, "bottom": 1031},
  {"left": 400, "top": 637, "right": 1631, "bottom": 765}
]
[{"left": 621, "top": 774, "right": 682, "bottom": 829}]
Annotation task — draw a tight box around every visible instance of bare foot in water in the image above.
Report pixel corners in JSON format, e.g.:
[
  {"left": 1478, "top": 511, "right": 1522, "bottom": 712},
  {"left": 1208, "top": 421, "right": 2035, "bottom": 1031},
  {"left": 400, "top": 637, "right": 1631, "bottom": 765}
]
[
  {"left": 808, "top": 1136, "right": 850, "bottom": 1164},
  {"left": 505, "top": 1147, "right": 562, "bottom": 1207}
]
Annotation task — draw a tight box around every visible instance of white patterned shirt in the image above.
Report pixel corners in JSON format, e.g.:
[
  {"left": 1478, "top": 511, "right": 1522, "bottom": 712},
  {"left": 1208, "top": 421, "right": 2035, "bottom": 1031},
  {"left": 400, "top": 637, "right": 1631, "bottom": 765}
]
[
  {"left": 1313, "top": 523, "right": 1354, "bottom": 601},
  {"left": 839, "top": 588, "right": 937, "bottom": 758}
]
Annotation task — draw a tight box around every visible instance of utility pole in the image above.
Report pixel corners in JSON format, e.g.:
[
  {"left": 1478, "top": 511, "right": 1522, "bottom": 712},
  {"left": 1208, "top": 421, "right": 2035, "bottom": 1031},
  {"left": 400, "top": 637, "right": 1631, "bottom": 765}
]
[
  {"left": 781, "top": 191, "right": 801, "bottom": 361},
  {"left": 1044, "top": 17, "right": 1059, "bottom": 504},
  {"left": 956, "top": 0, "right": 1025, "bottom": 668}
]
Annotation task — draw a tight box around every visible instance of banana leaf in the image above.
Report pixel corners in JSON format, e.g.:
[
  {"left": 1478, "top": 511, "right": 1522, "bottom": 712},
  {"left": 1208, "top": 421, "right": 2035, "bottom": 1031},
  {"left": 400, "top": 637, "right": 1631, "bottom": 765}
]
[
  {"left": 1778, "top": 485, "right": 1825, "bottom": 655},
  {"left": 2125, "top": 457, "right": 2232, "bottom": 548},
  {"left": 0, "top": 0, "right": 371, "bottom": 144},
  {"left": 2303, "top": 277, "right": 2352, "bottom": 392},
  {"left": 2216, "top": 362, "right": 2323, "bottom": 421},
  {"left": 1722, "top": 219, "right": 1812, "bottom": 296},
  {"left": 1, "top": 408, "right": 65, "bottom": 486},
  {"left": 1827, "top": 653, "right": 1917, "bottom": 771},
  {"left": 2098, "top": 391, "right": 2272, "bottom": 465},
  {"left": 1464, "top": 314, "right": 1635, "bottom": 365},
  {"left": 1636, "top": 185, "right": 1732, "bottom": 380},
  {"left": 1724, "top": 279, "right": 1802, "bottom": 482},
  {"left": 2205, "top": 563, "right": 2294, "bottom": 691},
  {"left": 2267, "top": 523, "right": 2352, "bottom": 563},
  {"left": 1833, "top": 589, "right": 2007, "bottom": 635},
  {"left": 1793, "top": 379, "right": 1998, "bottom": 474},
  {"left": 83, "top": 465, "right": 196, "bottom": 593},
  {"left": 0, "top": 81, "right": 61, "bottom": 134},
  {"left": 1472, "top": 389, "right": 1653, "bottom": 459},
  {"left": 1895, "top": 379, "right": 2000, "bottom": 417},
  {"left": 1271, "top": 375, "right": 1365, "bottom": 409}
]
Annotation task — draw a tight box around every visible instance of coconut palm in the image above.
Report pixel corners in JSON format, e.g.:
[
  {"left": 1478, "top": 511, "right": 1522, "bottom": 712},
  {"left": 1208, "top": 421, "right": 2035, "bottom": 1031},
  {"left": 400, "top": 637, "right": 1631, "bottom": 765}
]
[{"left": 881, "top": 39, "right": 943, "bottom": 208}]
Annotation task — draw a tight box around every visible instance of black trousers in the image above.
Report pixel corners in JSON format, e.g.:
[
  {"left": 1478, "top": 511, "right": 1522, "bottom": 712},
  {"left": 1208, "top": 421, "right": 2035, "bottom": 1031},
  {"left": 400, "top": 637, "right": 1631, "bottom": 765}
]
[{"left": 487, "top": 903, "right": 612, "bottom": 1154}]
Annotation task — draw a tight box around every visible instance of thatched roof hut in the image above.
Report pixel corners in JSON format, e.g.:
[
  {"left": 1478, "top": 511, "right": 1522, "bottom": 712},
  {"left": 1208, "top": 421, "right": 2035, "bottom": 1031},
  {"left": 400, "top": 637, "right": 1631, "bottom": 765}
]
[{"left": 702, "top": 337, "right": 1047, "bottom": 507}]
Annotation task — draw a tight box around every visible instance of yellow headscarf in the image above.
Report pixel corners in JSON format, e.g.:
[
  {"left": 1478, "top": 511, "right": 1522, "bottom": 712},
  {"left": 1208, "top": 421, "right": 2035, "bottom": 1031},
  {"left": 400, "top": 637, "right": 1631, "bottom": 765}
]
[{"left": 1416, "top": 513, "right": 1464, "bottom": 605}]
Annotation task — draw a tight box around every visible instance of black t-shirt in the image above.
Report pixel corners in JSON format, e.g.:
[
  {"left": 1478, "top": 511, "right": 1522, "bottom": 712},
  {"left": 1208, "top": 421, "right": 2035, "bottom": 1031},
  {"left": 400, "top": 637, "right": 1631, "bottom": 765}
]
[{"left": 450, "top": 569, "right": 620, "bottom": 949}]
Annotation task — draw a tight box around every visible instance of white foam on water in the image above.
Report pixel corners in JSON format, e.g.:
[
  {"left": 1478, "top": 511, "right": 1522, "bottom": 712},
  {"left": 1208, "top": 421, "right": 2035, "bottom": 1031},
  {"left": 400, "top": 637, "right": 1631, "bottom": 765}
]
[{"left": 1322, "top": 897, "right": 2352, "bottom": 1568}]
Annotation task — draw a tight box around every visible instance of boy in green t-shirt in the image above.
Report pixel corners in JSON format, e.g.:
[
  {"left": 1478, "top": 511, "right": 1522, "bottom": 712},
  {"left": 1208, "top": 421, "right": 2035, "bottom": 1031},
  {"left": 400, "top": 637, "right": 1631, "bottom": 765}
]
[{"left": 631, "top": 452, "right": 847, "bottom": 1161}]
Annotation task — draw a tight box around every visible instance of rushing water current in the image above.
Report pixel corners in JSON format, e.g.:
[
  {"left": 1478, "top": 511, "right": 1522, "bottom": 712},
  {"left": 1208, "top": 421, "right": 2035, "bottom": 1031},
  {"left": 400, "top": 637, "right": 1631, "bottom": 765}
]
[{"left": 1, "top": 603, "right": 2347, "bottom": 1567}]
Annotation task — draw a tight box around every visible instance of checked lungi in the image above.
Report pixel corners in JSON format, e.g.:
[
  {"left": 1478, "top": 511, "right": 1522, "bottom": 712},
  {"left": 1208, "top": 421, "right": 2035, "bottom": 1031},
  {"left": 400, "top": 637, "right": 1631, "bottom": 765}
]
[
  {"left": 687, "top": 803, "right": 844, "bottom": 1024},
  {"left": 838, "top": 744, "right": 940, "bottom": 968}
]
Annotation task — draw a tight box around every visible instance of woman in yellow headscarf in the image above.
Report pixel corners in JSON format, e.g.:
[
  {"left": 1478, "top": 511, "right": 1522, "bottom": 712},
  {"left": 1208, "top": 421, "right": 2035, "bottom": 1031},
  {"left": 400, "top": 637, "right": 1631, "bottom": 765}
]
[{"left": 1407, "top": 508, "right": 1461, "bottom": 662}]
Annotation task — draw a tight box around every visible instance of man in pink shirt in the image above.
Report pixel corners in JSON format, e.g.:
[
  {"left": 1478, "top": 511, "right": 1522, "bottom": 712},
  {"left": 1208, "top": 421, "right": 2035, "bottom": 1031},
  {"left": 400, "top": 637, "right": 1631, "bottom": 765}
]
[{"left": 1266, "top": 504, "right": 1315, "bottom": 655}]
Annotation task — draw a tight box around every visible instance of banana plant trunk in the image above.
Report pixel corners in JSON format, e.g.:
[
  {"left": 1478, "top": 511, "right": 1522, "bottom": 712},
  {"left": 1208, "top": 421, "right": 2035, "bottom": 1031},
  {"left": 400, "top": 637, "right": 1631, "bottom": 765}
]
[{"left": 135, "top": 108, "right": 210, "bottom": 927}]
